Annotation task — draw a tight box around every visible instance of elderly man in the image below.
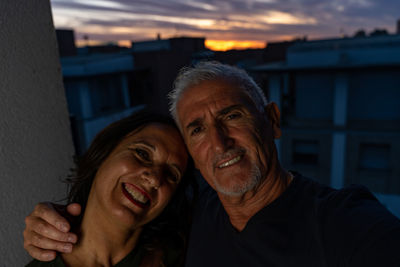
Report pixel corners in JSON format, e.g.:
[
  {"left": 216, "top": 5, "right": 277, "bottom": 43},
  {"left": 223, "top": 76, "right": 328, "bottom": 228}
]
[{"left": 24, "top": 62, "right": 400, "bottom": 266}]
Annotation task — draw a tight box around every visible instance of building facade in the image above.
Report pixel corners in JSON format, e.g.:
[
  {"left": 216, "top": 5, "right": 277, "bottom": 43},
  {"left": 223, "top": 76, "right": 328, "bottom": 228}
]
[
  {"left": 61, "top": 50, "right": 144, "bottom": 154},
  {"left": 253, "top": 34, "right": 400, "bottom": 217}
]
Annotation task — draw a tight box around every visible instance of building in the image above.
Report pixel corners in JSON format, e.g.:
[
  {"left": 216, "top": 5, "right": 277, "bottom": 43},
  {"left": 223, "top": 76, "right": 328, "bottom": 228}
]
[
  {"left": 57, "top": 34, "right": 144, "bottom": 154},
  {"left": 61, "top": 51, "right": 144, "bottom": 154},
  {"left": 130, "top": 37, "right": 207, "bottom": 113},
  {"left": 55, "top": 29, "right": 77, "bottom": 57},
  {"left": 252, "top": 34, "right": 400, "bottom": 217}
]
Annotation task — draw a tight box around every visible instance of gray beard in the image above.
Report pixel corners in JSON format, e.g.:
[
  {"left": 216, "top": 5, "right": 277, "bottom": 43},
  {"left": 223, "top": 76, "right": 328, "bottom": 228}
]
[{"left": 214, "top": 164, "right": 262, "bottom": 197}]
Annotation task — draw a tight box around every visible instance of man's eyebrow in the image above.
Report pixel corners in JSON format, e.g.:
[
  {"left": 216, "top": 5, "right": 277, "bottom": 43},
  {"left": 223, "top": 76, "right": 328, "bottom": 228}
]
[
  {"left": 185, "top": 105, "right": 243, "bottom": 130},
  {"left": 186, "top": 118, "right": 203, "bottom": 131},
  {"left": 217, "top": 105, "right": 243, "bottom": 116}
]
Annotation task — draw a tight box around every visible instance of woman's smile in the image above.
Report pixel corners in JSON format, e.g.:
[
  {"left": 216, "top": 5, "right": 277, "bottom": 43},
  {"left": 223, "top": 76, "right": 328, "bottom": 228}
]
[{"left": 122, "top": 183, "right": 151, "bottom": 208}]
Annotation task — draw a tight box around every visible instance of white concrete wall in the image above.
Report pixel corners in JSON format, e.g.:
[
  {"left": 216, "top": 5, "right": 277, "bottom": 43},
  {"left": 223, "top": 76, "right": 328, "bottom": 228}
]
[{"left": 0, "top": 1, "right": 75, "bottom": 265}]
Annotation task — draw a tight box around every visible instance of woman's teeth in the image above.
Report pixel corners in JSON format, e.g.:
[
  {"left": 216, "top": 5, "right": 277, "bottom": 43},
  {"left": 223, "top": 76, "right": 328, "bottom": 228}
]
[
  {"left": 218, "top": 156, "right": 242, "bottom": 168},
  {"left": 124, "top": 184, "right": 149, "bottom": 204}
]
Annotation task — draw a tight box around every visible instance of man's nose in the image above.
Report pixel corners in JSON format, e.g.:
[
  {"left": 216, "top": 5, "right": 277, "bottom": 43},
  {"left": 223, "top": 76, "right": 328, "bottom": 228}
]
[{"left": 209, "top": 124, "right": 233, "bottom": 153}]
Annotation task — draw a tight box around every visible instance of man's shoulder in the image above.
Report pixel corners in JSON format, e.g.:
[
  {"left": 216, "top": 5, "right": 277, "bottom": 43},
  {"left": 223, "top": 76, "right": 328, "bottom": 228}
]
[
  {"left": 289, "top": 172, "right": 400, "bottom": 231},
  {"left": 293, "top": 172, "right": 400, "bottom": 238},
  {"left": 291, "top": 172, "right": 378, "bottom": 207}
]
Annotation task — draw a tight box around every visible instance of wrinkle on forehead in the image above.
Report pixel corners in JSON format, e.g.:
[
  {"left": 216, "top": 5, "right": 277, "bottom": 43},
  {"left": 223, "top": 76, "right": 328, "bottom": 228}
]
[{"left": 177, "top": 80, "right": 258, "bottom": 132}]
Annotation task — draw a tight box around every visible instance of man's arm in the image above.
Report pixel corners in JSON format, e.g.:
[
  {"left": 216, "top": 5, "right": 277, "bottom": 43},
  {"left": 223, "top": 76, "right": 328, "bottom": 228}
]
[{"left": 23, "top": 202, "right": 81, "bottom": 261}]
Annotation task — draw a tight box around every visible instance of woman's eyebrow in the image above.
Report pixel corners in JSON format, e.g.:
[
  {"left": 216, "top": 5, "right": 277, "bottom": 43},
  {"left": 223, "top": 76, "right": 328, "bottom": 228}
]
[{"left": 128, "top": 140, "right": 156, "bottom": 151}]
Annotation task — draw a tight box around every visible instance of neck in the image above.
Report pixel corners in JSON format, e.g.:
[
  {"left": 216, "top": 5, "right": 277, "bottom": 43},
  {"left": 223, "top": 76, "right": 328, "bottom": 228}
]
[
  {"left": 62, "top": 207, "right": 142, "bottom": 267},
  {"left": 218, "top": 166, "right": 293, "bottom": 232}
]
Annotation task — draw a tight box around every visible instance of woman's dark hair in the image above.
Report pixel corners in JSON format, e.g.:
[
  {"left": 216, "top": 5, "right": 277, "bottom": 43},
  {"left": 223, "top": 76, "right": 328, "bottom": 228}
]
[{"left": 65, "top": 109, "right": 195, "bottom": 263}]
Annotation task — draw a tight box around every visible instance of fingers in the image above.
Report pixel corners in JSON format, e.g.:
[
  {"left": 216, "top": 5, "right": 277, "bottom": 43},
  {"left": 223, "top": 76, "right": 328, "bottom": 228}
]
[
  {"left": 23, "top": 202, "right": 79, "bottom": 261},
  {"left": 33, "top": 202, "right": 71, "bottom": 232},
  {"left": 24, "top": 215, "right": 77, "bottom": 244},
  {"left": 24, "top": 244, "right": 57, "bottom": 262},
  {"left": 24, "top": 228, "right": 73, "bottom": 252},
  {"left": 66, "top": 203, "right": 81, "bottom": 217}
]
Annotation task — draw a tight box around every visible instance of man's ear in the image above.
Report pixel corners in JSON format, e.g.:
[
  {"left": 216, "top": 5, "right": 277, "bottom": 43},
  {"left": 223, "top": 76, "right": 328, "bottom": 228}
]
[{"left": 264, "top": 102, "right": 281, "bottom": 139}]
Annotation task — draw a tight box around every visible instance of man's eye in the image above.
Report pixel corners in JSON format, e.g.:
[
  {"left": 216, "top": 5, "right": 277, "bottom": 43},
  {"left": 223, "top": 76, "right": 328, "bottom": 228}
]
[
  {"left": 135, "top": 148, "right": 150, "bottom": 161},
  {"left": 190, "top": 127, "right": 202, "bottom": 136},
  {"left": 226, "top": 113, "right": 241, "bottom": 120}
]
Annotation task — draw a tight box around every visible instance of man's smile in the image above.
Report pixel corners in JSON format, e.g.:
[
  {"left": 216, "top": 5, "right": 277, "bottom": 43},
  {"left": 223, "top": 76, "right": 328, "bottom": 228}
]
[{"left": 218, "top": 155, "right": 242, "bottom": 168}]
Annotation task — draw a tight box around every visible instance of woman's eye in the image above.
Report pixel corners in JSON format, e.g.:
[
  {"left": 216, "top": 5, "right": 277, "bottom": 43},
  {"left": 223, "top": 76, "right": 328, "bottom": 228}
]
[
  {"left": 164, "top": 167, "right": 180, "bottom": 184},
  {"left": 135, "top": 148, "right": 150, "bottom": 161},
  {"left": 168, "top": 172, "right": 180, "bottom": 184}
]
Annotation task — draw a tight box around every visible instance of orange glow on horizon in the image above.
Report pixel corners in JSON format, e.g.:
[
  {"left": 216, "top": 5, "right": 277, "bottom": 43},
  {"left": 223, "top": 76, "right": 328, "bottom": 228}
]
[
  {"left": 75, "top": 39, "right": 267, "bottom": 51},
  {"left": 205, "top": 40, "right": 265, "bottom": 51},
  {"left": 117, "top": 40, "right": 132, "bottom": 47},
  {"left": 75, "top": 39, "right": 132, "bottom": 48}
]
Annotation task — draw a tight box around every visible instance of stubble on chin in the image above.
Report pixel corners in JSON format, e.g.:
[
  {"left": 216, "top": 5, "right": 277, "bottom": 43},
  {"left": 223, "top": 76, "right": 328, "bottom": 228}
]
[{"left": 214, "top": 164, "right": 262, "bottom": 197}]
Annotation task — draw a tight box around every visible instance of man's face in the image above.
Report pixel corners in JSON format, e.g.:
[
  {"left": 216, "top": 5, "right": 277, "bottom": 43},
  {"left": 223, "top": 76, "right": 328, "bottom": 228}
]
[{"left": 177, "top": 79, "right": 280, "bottom": 196}]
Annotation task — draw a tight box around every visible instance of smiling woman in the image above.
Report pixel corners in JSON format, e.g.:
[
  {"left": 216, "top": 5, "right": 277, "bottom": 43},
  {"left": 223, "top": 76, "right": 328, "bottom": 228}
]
[{"left": 26, "top": 111, "right": 194, "bottom": 267}]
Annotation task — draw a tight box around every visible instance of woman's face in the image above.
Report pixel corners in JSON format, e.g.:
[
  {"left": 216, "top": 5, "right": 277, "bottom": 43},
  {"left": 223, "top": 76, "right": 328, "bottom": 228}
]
[{"left": 87, "top": 123, "right": 188, "bottom": 230}]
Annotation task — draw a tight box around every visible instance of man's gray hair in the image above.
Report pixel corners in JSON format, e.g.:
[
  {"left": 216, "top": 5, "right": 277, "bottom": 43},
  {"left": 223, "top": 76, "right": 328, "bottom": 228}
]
[{"left": 168, "top": 61, "right": 268, "bottom": 125}]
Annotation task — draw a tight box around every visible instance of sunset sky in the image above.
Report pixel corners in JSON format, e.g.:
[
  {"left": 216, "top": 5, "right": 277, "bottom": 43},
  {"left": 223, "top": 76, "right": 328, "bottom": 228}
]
[{"left": 50, "top": 0, "right": 400, "bottom": 51}]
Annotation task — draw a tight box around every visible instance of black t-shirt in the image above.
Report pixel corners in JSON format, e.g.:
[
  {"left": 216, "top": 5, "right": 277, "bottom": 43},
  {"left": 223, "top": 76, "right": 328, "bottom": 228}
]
[{"left": 185, "top": 173, "right": 400, "bottom": 267}]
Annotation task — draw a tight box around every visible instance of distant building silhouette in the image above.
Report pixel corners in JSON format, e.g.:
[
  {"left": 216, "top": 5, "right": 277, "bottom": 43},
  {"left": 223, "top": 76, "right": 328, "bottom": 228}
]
[
  {"left": 129, "top": 37, "right": 207, "bottom": 113},
  {"left": 56, "top": 29, "right": 77, "bottom": 57},
  {"left": 397, "top": 19, "right": 400, "bottom": 34},
  {"left": 263, "top": 40, "right": 303, "bottom": 62}
]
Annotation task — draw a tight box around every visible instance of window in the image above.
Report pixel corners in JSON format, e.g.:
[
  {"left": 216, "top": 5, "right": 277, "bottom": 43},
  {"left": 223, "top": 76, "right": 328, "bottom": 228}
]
[
  {"left": 359, "top": 143, "right": 391, "bottom": 171},
  {"left": 90, "top": 75, "right": 124, "bottom": 116},
  {"left": 292, "top": 140, "right": 319, "bottom": 165},
  {"left": 294, "top": 74, "right": 334, "bottom": 120}
]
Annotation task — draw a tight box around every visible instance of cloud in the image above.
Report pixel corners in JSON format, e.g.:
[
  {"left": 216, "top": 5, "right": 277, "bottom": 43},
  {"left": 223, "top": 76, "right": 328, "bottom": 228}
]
[{"left": 50, "top": 0, "right": 400, "bottom": 45}]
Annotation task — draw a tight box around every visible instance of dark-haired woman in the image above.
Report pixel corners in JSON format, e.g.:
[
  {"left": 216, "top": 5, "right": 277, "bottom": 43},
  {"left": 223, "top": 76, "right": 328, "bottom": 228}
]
[{"left": 26, "top": 112, "right": 192, "bottom": 267}]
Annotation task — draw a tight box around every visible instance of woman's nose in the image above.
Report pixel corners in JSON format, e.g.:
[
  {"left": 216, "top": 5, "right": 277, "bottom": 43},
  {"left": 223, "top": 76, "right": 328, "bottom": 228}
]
[{"left": 142, "top": 167, "right": 162, "bottom": 189}]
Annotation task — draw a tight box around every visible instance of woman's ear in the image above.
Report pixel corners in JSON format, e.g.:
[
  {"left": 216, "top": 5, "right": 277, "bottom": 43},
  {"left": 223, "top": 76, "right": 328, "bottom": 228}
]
[{"left": 264, "top": 102, "right": 281, "bottom": 139}]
